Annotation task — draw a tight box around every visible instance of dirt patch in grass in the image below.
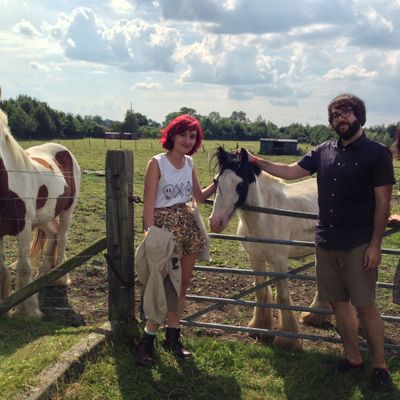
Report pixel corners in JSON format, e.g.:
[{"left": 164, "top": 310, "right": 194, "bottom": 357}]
[{"left": 40, "top": 257, "right": 400, "bottom": 357}]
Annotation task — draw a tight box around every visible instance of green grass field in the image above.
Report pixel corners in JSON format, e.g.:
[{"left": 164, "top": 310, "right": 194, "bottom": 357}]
[{"left": 1, "top": 138, "right": 400, "bottom": 399}]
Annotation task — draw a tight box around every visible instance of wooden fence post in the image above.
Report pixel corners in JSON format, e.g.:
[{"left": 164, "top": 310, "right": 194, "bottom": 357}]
[{"left": 105, "top": 150, "right": 136, "bottom": 340}]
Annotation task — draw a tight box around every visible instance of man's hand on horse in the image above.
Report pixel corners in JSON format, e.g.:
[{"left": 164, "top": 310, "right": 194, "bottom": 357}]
[{"left": 234, "top": 148, "right": 257, "bottom": 164}]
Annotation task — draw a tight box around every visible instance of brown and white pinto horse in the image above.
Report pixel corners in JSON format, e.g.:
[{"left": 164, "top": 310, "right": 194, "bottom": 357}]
[
  {"left": 209, "top": 147, "right": 329, "bottom": 350},
  {"left": 0, "top": 108, "right": 80, "bottom": 319}
]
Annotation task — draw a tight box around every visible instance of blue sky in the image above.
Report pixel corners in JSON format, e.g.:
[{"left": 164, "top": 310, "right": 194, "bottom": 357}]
[{"left": 1, "top": 0, "right": 400, "bottom": 126}]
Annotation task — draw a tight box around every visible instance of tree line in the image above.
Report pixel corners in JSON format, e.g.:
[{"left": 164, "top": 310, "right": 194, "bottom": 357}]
[{"left": 1, "top": 95, "right": 398, "bottom": 147}]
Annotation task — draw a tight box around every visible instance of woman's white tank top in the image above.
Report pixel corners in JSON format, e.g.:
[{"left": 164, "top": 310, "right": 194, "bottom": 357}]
[{"left": 154, "top": 153, "right": 193, "bottom": 208}]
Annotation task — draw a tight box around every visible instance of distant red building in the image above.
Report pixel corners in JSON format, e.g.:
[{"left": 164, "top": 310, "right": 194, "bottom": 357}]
[{"left": 105, "top": 132, "right": 138, "bottom": 140}]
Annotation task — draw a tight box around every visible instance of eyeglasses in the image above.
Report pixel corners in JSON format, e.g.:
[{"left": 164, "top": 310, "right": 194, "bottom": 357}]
[{"left": 331, "top": 108, "right": 353, "bottom": 121}]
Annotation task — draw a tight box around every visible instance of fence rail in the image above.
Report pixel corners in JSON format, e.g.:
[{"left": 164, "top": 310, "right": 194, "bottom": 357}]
[
  {"left": 188, "top": 199, "right": 400, "bottom": 349},
  {"left": 0, "top": 238, "right": 106, "bottom": 315}
]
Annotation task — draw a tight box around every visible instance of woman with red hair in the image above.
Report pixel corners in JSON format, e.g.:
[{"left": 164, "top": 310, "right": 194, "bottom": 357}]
[{"left": 135, "top": 114, "right": 215, "bottom": 367}]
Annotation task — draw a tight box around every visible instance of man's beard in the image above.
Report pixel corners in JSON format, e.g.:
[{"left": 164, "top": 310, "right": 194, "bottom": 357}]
[{"left": 334, "top": 119, "right": 361, "bottom": 141}]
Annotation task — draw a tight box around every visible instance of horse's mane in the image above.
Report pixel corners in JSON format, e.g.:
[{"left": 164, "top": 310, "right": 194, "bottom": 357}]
[
  {"left": 214, "top": 147, "right": 260, "bottom": 177},
  {"left": 213, "top": 146, "right": 287, "bottom": 209},
  {"left": 0, "top": 108, "right": 31, "bottom": 167},
  {"left": 214, "top": 146, "right": 284, "bottom": 184}
]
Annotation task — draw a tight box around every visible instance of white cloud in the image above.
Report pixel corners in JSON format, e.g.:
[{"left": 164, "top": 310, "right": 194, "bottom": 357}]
[
  {"left": 157, "top": 0, "right": 353, "bottom": 35},
  {"left": 30, "top": 61, "right": 50, "bottom": 73},
  {"left": 324, "top": 65, "right": 378, "bottom": 80},
  {"left": 132, "top": 82, "right": 162, "bottom": 90},
  {"left": 90, "top": 70, "right": 108, "bottom": 74},
  {"left": 364, "top": 8, "right": 393, "bottom": 31},
  {"left": 13, "top": 19, "right": 41, "bottom": 37},
  {"left": 43, "top": 7, "right": 181, "bottom": 72},
  {"left": 109, "top": 0, "right": 134, "bottom": 14},
  {"left": 178, "top": 35, "right": 277, "bottom": 86}
]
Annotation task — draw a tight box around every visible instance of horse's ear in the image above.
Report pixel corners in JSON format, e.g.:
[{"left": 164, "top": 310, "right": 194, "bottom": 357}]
[
  {"left": 240, "top": 148, "right": 249, "bottom": 164},
  {"left": 216, "top": 146, "right": 228, "bottom": 166}
]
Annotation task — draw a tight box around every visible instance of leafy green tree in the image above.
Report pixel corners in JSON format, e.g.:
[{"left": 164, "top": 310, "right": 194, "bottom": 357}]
[
  {"left": 110, "top": 120, "right": 122, "bottom": 133},
  {"left": 266, "top": 121, "right": 279, "bottom": 138},
  {"left": 309, "top": 124, "right": 331, "bottom": 145},
  {"left": 230, "top": 111, "right": 249, "bottom": 124},
  {"left": 61, "top": 113, "right": 81, "bottom": 138},
  {"left": 133, "top": 112, "right": 148, "bottom": 127},
  {"left": 207, "top": 111, "right": 221, "bottom": 123},
  {"left": 86, "top": 123, "right": 106, "bottom": 138},
  {"left": 386, "top": 124, "right": 399, "bottom": 141},
  {"left": 139, "top": 125, "right": 159, "bottom": 138},
  {"left": 33, "top": 105, "right": 56, "bottom": 139},
  {"left": 285, "top": 123, "right": 309, "bottom": 142},
  {"left": 122, "top": 110, "right": 139, "bottom": 133},
  {"left": 163, "top": 107, "right": 199, "bottom": 126},
  {"left": 8, "top": 106, "right": 37, "bottom": 139},
  {"left": 17, "top": 95, "right": 37, "bottom": 115}
]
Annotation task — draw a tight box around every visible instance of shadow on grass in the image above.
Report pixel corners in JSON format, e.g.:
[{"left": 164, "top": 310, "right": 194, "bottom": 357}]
[
  {"left": 0, "top": 286, "right": 86, "bottom": 359},
  {"left": 0, "top": 315, "right": 91, "bottom": 359},
  {"left": 268, "top": 345, "right": 400, "bottom": 400},
  {"left": 111, "top": 337, "right": 242, "bottom": 400},
  {"left": 39, "top": 286, "right": 85, "bottom": 327}
]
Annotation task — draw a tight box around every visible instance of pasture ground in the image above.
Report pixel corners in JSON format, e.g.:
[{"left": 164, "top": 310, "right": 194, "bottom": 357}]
[{"left": 1, "top": 138, "right": 400, "bottom": 399}]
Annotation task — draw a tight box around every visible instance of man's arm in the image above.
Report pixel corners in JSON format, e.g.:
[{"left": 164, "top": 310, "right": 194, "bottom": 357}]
[
  {"left": 250, "top": 153, "right": 310, "bottom": 180},
  {"left": 364, "top": 184, "right": 393, "bottom": 270}
]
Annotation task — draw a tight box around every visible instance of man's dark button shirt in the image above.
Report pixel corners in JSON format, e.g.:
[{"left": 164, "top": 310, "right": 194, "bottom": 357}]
[{"left": 298, "top": 134, "right": 395, "bottom": 251}]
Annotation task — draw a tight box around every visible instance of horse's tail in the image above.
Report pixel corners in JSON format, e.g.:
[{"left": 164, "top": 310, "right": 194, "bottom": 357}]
[{"left": 29, "top": 228, "right": 47, "bottom": 266}]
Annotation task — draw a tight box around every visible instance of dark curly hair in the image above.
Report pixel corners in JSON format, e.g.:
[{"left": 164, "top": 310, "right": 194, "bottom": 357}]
[
  {"left": 328, "top": 93, "right": 366, "bottom": 126},
  {"left": 160, "top": 114, "right": 203, "bottom": 155}
]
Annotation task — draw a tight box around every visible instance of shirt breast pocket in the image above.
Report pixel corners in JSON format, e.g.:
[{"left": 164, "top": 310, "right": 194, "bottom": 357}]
[{"left": 342, "top": 159, "right": 370, "bottom": 192}]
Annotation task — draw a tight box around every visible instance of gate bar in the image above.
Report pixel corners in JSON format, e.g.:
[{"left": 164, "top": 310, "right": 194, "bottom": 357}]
[
  {"left": 185, "top": 261, "right": 314, "bottom": 322},
  {"left": 194, "top": 265, "right": 394, "bottom": 289},
  {"left": 186, "top": 294, "right": 400, "bottom": 323},
  {"left": 209, "top": 233, "right": 400, "bottom": 256},
  {"left": 180, "top": 320, "right": 400, "bottom": 351}
]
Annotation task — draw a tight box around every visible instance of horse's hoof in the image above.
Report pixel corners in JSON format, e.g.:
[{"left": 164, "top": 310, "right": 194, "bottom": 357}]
[
  {"left": 0, "top": 307, "right": 12, "bottom": 318},
  {"left": 51, "top": 276, "right": 71, "bottom": 286},
  {"left": 273, "top": 336, "right": 302, "bottom": 351},
  {"left": 247, "top": 331, "right": 274, "bottom": 344},
  {"left": 14, "top": 307, "right": 43, "bottom": 319},
  {"left": 300, "top": 311, "right": 331, "bottom": 327}
]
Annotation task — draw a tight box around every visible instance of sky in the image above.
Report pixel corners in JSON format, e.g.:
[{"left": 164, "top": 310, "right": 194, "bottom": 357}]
[{"left": 1, "top": 0, "right": 400, "bottom": 127}]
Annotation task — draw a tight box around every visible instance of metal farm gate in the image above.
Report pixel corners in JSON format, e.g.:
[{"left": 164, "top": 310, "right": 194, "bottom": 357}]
[{"left": 181, "top": 201, "right": 400, "bottom": 351}]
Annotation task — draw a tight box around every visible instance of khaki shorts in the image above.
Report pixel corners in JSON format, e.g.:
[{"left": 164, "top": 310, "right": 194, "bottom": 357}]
[
  {"left": 154, "top": 203, "right": 206, "bottom": 256},
  {"left": 316, "top": 243, "right": 378, "bottom": 307}
]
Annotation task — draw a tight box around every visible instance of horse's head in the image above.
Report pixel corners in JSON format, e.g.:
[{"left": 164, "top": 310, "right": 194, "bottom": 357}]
[{"left": 209, "top": 147, "right": 260, "bottom": 233}]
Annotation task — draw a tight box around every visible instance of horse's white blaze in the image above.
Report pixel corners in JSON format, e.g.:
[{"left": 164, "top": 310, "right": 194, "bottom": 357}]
[{"left": 209, "top": 170, "right": 242, "bottom": 233}]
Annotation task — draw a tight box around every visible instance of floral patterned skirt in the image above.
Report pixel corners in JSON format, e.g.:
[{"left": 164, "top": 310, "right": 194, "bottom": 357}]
[{"left": 154, "top": 203, "right": 206, "bottom": 257}]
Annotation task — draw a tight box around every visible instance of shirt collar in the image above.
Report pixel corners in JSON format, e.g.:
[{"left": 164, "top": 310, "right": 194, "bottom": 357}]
[{"left": 335, "top": 132, "right": 367, "bottom": 150}]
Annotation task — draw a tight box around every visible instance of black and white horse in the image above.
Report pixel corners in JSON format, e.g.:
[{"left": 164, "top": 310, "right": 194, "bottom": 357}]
[{"left": 209, "top": 147, "right": 329, "bottom": 350}]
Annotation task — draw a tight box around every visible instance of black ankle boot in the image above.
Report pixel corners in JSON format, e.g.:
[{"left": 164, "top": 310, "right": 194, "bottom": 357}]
[
  {"left": 163, "top": 327, "right": 192, "bottom": 358},
  {"left": 134, "top": 332, "right": 156, "bottom": 367}
]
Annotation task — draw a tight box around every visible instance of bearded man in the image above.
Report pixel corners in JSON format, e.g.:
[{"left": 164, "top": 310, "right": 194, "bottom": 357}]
[{"left": 245, "top": 93, "right": 396, "bottom": 394}]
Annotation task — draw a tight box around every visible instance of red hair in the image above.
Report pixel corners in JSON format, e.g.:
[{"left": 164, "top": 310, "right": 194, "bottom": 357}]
[{"left": 160, "top": 114, "right": 203, "bottom": 155}]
